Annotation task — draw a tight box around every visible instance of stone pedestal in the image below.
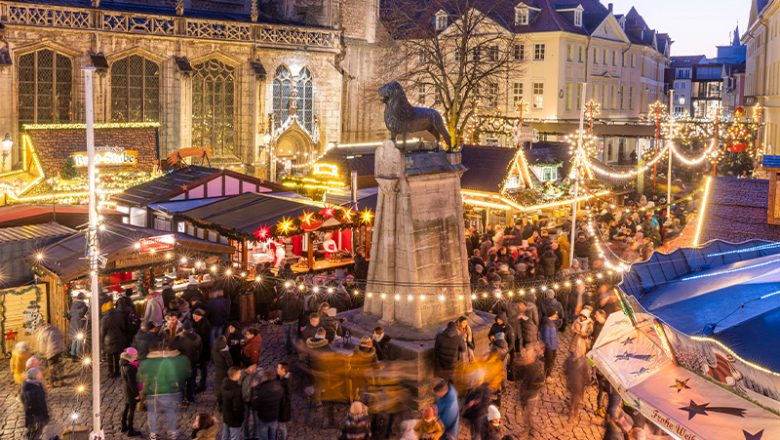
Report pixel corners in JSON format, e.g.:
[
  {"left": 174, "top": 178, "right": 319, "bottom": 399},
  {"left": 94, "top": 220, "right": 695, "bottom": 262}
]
[{"left": 362, "top": 140, "right": 471, "bottom": 328}]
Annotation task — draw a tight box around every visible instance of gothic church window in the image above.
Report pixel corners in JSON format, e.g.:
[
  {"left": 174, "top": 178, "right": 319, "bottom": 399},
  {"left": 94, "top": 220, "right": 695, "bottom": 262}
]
[
  {"left": 192, "top": 59, "right": 236, "bottom": 156},
  {"left": 111, "top": 55, "right": 160, "bottom": 122},
  {"left": 273, "top": 66, "right": 315, "bottom": 136},
  {"left": 18, "top": 49, "right": 73, "bottom": 124}
]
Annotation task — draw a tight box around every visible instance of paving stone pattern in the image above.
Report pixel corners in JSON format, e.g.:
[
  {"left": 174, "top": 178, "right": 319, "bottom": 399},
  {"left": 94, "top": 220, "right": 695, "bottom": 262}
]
[{"left": 0, "top": 324, "right": 605, "bottom": 439}]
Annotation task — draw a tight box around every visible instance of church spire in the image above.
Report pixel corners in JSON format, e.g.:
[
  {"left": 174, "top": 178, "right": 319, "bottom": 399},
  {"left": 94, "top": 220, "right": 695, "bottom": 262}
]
[{"left": 732, "top": 24, "right": 740, "bottom": 46}]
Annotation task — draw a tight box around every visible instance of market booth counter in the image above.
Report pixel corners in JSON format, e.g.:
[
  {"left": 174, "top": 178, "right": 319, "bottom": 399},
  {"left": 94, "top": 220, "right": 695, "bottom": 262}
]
[
  {"left": 174, "top": 191, "right": 374, "bottom": 273},
  {"left": 34, "top": 222, "right": 234, "bottom": 334}
]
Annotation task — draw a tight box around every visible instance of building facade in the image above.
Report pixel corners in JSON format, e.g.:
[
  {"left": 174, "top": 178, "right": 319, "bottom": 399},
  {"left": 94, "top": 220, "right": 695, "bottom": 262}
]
[
  {"left": 0, "top": 0, "right": 386, "bottom": 178},
  {"left": 743, "top": 0, "right": 780, "bottom": 154},
  {"left": 385, "top": 1, "right": 670, "bottom": 164}
]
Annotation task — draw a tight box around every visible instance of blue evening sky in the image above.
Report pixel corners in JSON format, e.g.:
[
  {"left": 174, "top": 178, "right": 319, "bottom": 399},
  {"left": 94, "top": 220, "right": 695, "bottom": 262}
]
[{"left": 607, "top": 0, "right": 751, "bottom": 57}]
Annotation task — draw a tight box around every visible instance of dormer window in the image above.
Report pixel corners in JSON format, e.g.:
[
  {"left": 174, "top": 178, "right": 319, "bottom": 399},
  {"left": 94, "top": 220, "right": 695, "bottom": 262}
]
[
  {"left": 515, "top": 5, "right": 529, "bottom": 26},
  {"left": 435, "top": 10, "right": 448, "bottom": 31},
  {"left": 574, "top": 8, "right": 583, "bottom": 27}
]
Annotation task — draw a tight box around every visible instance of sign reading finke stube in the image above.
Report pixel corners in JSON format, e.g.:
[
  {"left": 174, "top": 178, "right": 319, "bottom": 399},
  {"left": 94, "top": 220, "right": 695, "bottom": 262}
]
[{"left": 72, "top": 146, "right": 138, "bottom": 167}]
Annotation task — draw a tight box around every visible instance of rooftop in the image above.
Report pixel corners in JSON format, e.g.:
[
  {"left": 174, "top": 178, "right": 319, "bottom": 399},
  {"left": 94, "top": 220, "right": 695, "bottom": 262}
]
[
  {"left": 698, "top": 176, "right": 780, "bottom": 244},
  {"left": 0, "top": 222, "right": 75, "bottom": 244}
]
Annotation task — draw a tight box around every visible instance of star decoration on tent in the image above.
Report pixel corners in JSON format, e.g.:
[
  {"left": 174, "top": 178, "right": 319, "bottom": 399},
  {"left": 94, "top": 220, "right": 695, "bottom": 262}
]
[
  {"left": 678, "top": 400, "right": 747, "bottom": 420},
  {"left": 621, "top": 336, "right": 636, "bottom": 346},
  {"left": 615, "top": 351, "right": 653, "bottom": 362},
  {"left": 670, "top": 378, "right": 691, "bottom": 393},
  {"left": 744, "top": 430, "right": 764, "bottom": 440}
]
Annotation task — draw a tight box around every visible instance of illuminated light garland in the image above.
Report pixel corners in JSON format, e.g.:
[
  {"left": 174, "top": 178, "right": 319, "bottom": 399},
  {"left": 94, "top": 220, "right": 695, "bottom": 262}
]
[
  {"left": 585, "top": 144, "right": 670, "bottom": 180},
  {"left": 693, "top": 176, "right": 712, "bottom": 246},
  {"left": 690, "top": 334, "right": 780, "bottom": 376},
  {"left": 21, "top": 122, "right": 161, "bottom": 130},
  {"left": 670, "top": 141, "right": 715, "bottom": 166},
  {"left": 706, "top": 242, "right": 780, "bottom": 258}
]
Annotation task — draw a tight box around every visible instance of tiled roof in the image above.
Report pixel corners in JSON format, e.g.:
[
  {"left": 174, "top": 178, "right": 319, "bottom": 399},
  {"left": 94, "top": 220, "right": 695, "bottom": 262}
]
[
  {"left": 381, "top": 0, "right": 659, "bottom": 46},
  {"left": 699, "top": 177, "right": 780, "bottom": 244},
  {"left": 459, "top": 145, "right": 518, "bottom": 193},
  {"left": 0, "top": 222, "right": 75, "bottom": 244}
]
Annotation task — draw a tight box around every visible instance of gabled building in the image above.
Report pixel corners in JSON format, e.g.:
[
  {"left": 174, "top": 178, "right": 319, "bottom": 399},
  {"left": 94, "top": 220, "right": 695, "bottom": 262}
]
[
  {"left": 743, "top": 0, "right": 780, "bottom": 154},
  {"left": 668, "top": 55, "right": 707, "bottom": 116}
]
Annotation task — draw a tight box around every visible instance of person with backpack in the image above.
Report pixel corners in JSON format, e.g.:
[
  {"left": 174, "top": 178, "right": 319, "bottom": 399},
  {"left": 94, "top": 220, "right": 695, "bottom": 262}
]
[{"left": 117, "top": 288, "right": 141, "bottom": 341}]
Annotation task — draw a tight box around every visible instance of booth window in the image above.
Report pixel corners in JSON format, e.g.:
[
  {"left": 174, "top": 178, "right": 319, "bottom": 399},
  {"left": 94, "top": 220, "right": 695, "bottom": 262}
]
[
  {"left": 192, "top": 59, "right": 236, "bottom": 156},
  {"left": 111, "top": 55, "right": 160, "bottom": 123},
  {"left": 18, "top": 49, "right": 73, "bottom": 124}
]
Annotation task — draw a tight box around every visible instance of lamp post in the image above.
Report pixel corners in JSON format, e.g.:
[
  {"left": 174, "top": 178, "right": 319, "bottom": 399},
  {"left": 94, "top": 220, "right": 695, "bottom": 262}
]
[{"left": 1, "top": 133, "right": 13, "bottom": 172}]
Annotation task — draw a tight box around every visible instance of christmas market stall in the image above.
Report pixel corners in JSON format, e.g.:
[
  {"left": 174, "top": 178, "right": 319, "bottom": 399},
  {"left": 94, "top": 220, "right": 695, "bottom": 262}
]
[
  {"left": 588, "top": 239, "right": 780, "bottom": 438},
  {"left": 173, "top": 191, "right": 374, "bottom": 273},
  {"left": 111, "top": 165, "right": 284, "bottom": 229},
  {"left": 33, "top": 222, "right": 234, "bottom": 334},
  {"left": 319, "top": 143, "right": 612, "bottom": 232}
]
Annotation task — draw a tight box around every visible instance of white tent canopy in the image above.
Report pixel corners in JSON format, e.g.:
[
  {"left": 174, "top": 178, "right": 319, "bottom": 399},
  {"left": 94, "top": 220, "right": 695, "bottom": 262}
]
[{"left": 589, "top": 312, "right": 780, "bottom": 440}]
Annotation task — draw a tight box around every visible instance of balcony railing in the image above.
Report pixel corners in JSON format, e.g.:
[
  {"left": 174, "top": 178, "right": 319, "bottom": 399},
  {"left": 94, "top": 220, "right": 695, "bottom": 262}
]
[{"left": 1, "top": 1, "right": 340, "bottom": 51}]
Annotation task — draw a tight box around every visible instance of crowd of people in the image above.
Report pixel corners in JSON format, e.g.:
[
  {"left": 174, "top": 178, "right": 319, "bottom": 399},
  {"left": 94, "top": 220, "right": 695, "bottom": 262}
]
[{"left": 7, "top": 205, "right": 684, "bottom": 440}]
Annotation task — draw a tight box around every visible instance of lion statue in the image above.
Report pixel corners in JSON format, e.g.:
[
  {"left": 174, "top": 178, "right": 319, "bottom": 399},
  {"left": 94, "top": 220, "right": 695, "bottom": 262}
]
[{"left": 379, "top": 81, "right": 452, "bottom": 150}]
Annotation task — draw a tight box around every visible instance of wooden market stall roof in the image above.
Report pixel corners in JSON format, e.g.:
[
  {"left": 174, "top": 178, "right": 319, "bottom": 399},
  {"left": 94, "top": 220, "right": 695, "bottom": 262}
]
[
  {"left": 176, "top": 192, "right": 334, "bottom": 239},
  {"left": 0, "top": 222, "right": 75, "bottom": 244},
  {"left": 111, "top": 165, "right": 285, "bottom": 207},
  {"left": 36, "top": 222, "right": 234, "bottom": 282}
]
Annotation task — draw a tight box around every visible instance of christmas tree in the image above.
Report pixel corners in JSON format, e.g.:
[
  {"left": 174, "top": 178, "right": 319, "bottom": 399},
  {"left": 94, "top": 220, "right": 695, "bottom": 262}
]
[{"left": 60, "top": 155, "right": 78, "bottom": 180}]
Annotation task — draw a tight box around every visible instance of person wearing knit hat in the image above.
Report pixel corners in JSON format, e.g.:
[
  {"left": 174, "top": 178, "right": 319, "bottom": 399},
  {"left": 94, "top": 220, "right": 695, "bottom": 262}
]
[
  {"left": 414, "top": 406, "right": 444, "bottom": 440},
  {"left": 120, "top": 347, "right": 141, "bottom": 436},
  {"left": 570, "top": 305, "right": 594, "bottom": 358},
  {"left": 480, "top": 404, "right": 504, "bottom": 438},
  {"left": 21, "top": 367, "right": 49, "bottom": 439}
]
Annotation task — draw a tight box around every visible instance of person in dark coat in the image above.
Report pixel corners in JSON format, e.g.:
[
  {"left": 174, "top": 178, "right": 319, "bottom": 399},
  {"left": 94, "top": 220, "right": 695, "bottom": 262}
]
[
  {"left": 300, "top": 313, "right": 321, "bottom": 343},
  {"left": 211, "top": 335, "right": 233, "bottom": 408},
  {"left": 254, "top": 264, "right": 276, "bottom": 321},
  {"left": 252, "top": 368, "right": 284, "bottom": 440},
  {"left": 518, "top": 299, "right": 540, "bottom": 347},
  {"left": 206, "top": 290, "right": 231, "bottom": 344},
  {"left": 116, "top": 288, "right": 141, "bottom": 340},
  {"left": 191, "top": 308, "right": 212, "bottom": 393},
  {"left": 276, "top": 362, "right": 292, "bottom": 440},
  {"left": 132, "top": 321, "right": 162, "bottom": 361},
  {"left": 120, "top": 348, "right": 142, "bottom": 437},
  {"left": 433, "top": 321, "right": 466, "bottom": 380},
  {"left": 277, "top": 290, "right": 304, "bottom": 354},
  {"left": 372, "top": 327, "right": 392, "bottom": 361},
  {"left": 182, "top": 284, "right": 205, "bottom": 306},
  {"left": 514, "top": 343, "right": 545, "bottom": 435},
  {"left": 353, "top": 248, "right": 369, "bottom": 289},
  {"left": 221, "top": 367, "right": 245, "bottom": 440},
  {"left": 101, "top": 303, "right": 128, "bottom": 377},
  {"left": 68, "top": 293, "right": 89, "bottom": 358},
  {"left": 225, "top": 322, "right": 244, "bottom": 366},
  {"left": 161, "top": 283, "right": 176, "bottom": 311},
  {"left": 171, "top": 321, "right": 202, "bottom": 403},
  {"left": 21, "top": 368, "right": 49, "bottom": 439},
  {"left": 540, "top": 289, "right": 565, "bottom": 327}
]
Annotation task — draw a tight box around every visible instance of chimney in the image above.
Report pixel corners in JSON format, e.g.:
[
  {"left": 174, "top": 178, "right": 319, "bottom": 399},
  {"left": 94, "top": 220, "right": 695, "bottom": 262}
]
[{"left": 608, "top": 3, "right": 613, "bottom": 13}]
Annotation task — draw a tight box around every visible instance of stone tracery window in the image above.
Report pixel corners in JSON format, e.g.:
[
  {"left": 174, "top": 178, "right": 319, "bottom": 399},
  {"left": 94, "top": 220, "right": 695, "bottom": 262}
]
[
  {"left": 191, "top": 59, "right": 236, "bottom": 156},
  {"left": 111, "top": 55, "right": 160, "bottom": 122},
  {"left": 18, "top": 49, "right": 73, "bottom": 124},
  {"left": 297, "top": 67, "right": 314, "bottom": 134},
  {"left": 272, "top": 65, "right": 315, "bottom": 136},
  {"left": 272, "top": 65, "right": 292, "bottom": 130}
]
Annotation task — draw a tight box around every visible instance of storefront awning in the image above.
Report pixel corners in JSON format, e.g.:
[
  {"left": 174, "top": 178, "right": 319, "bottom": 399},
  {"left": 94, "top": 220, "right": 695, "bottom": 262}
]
[{"left": 589, "top": 312, "right": 780, "bottom": 440}]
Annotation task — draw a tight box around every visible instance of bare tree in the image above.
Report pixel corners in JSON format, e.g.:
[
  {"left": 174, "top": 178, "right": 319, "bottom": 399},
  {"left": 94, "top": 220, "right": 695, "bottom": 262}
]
[{"left": 380, "top": 0, "right": 522, "bottom": 147}]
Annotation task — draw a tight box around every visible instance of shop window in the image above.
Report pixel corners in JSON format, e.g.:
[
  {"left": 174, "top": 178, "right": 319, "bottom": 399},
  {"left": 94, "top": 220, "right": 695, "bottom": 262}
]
[
  {"left": 18, "top": 49, "right": 73, "bottom": 124},
  {"left": 111, "top": 55, "right": 160, "bottom": 122},
  {"left": 192, "top": 59, "right": 236, "bottom": 156}
]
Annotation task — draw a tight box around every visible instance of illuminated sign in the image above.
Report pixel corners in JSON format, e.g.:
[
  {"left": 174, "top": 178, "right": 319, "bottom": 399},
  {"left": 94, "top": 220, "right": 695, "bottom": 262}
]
[
  {"left": 72, "top": 147, "right": 138, "bottom": 167},
  {"left": 139, "top": 234, "right": 175, "bottom": 254},
  {"left": 312, "top": 163, "right": 339, "bottom": 178}
]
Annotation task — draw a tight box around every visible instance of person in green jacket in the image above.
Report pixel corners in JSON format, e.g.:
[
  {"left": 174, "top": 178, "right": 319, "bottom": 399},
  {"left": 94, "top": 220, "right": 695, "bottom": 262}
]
[{"left": 138, "top": 342, "right": 192, "bottom": 440}]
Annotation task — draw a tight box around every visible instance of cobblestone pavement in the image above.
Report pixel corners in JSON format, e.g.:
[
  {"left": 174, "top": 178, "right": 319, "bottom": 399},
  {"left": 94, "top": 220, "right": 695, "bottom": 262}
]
[{"left": 0, "top": 324, "right": 605, "bottom": 439}]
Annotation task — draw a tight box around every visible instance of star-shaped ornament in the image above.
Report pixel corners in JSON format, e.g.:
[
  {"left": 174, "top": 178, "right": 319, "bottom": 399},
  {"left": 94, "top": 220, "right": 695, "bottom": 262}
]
[
  {"left": 743, "top": 430, "right": 763, "bottom": 440},
  {"left": 670, "top": 378, "right": 691, "bottom": 393},
  {"left": 679, "top": 400, "right": 709, "bottom": 420}
]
